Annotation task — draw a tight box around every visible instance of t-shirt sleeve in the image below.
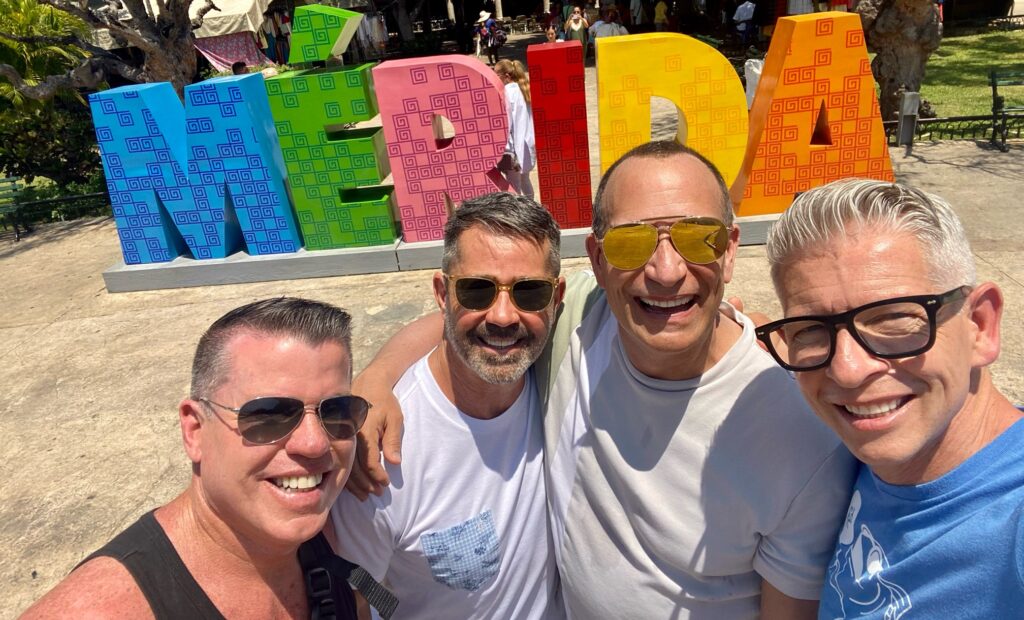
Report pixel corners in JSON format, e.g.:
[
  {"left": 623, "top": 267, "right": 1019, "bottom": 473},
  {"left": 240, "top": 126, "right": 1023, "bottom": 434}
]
[
  {"left": 535, "top": 270, "right": 600, "bottom": 404},
  {"left": 752, "top": 445, "right": 857, "bottom": 600},
  {"left": 331, "top": 487, "right": 397, "bottom": 582}
]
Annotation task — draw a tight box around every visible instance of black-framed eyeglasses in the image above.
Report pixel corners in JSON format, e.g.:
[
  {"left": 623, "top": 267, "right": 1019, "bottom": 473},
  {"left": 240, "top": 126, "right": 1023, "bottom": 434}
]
[
  {"left": 445, "top": 275, "right": 558, "bottom": 312},
  {"left": 199, "top": 395, "right": 370, "bottom": 445},
  {"left": 755, "top": 286, "right": 971, "bottom": 372}
]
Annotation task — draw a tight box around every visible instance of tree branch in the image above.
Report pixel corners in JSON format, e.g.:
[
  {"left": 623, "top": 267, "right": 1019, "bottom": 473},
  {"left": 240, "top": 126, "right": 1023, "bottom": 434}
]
[
  {"left": 0, "top": 57, "right": 150, "bottom": 100},
  {"left": 190, "top": 0, "right": 222, "bottom": 30}
]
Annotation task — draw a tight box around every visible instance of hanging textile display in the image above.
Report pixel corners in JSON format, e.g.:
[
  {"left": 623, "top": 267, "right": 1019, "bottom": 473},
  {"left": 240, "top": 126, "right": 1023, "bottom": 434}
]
[{"left": 195, "top": 31, "right": 272, "bottom": 71}]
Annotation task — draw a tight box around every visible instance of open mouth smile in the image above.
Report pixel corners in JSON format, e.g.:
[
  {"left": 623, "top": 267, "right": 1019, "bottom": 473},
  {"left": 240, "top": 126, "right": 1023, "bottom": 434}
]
[
  {"left": 839, "top": 397, "right": 911, "bottom": 421},
  {"left": 271, "top": 473, "right": 325, "bottom": 493},
  {"left": 637, "top": 295, "right": 697, "bottom": 314}
]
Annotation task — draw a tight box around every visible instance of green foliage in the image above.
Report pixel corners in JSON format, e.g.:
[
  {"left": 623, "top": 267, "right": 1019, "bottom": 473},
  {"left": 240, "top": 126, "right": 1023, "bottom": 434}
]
[
  {"left": 0, "top": 98, "right": 101, "bottom": 189},
  {"left": 922, "top": 29, "right": 1024, "bottom": 117},
  {"left": 0, "top": 0, "right": 89, "bottom": 105}
]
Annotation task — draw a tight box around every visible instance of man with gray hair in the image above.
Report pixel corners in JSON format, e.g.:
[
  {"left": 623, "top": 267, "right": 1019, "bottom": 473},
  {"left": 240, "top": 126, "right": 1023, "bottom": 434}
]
[
  {"left": 23, "top": 297, "right": 369, "bottom": 618},
  {"left": 332, "top": 193, "right": 566, "bottom": 618},
  {"left": 757, "top": 178, "right": 1024, "bottom": 618}
]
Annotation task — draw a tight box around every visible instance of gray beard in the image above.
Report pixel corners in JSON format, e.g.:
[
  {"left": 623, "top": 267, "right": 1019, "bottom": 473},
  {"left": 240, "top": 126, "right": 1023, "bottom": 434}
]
[{"left": 442, "top": 311, "right": 550, "bottom": 385}]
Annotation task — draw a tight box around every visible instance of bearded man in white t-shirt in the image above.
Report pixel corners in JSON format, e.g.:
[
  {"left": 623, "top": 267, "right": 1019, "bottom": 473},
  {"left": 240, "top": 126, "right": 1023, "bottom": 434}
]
[{"left": 332, "top": 193, "right": 567, "bottom": 619}]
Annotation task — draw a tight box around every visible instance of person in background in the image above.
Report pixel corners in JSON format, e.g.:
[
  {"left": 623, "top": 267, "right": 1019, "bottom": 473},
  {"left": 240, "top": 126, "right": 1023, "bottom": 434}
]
[
  {"left": 477, "top": 10, "right": 500, "bottom": 66},
  {"left": 733, "top": 0, "right": 757, "bottom": 47},
  {"left": 231, "top": 61, "right": 248, "bottom": 75},
  {"left": 564, "top": 5, "right": 590, "bottom": 49},
  {"left": 494, "top": 59, "right": 537, "bottom": 200},
  {"left": 654, "top": 0, "right": 669, "bottom": 30},
  {"left": 592, "top": 8, "right": 629, "bottom": 38},
  {"left": 545, "top": 24, "right": 564, "bottom": 41}
]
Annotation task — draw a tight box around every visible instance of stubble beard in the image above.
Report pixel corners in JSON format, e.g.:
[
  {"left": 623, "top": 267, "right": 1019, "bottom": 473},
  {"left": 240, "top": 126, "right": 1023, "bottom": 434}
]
[{"left": 443, "top": 311, "right": 551, "bottom": 385}]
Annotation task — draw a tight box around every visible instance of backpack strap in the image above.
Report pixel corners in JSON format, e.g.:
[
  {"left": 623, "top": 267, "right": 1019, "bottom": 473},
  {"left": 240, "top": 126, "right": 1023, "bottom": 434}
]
[{"left": 298, "top": 533, "right": 399, "bottom": 620}]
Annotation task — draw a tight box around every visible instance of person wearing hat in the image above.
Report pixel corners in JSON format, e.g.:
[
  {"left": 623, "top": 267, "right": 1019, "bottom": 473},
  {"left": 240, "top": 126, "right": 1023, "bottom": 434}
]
[{"left": 476, "top": 10, "right": 500, "bottom": 66}]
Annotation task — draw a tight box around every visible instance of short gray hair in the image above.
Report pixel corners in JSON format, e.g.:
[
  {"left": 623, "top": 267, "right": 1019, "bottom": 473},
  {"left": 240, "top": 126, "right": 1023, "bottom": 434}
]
[
  {"left": 190, "top": 297, "right": 353, "bottom": 400},
  {"left": 442, "top": 192, "right": 562, "bottom": 276},
  {"left": 766, "top": 178, "right": 976, "bottom": 290},
  {"left": 592, "top": 140, "right": 734, "bottom": 237}
]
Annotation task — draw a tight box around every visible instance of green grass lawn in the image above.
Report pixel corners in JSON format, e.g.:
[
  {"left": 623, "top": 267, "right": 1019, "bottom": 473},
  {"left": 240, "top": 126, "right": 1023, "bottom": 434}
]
[{"left": 921, "top": 29, "right": 1024, "bottom": 117}]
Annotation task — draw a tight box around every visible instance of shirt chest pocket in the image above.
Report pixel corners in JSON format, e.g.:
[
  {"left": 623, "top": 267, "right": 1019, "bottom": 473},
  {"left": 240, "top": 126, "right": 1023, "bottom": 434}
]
[{"left": 420, "top": 510, "right": 501, "bottom": 591}]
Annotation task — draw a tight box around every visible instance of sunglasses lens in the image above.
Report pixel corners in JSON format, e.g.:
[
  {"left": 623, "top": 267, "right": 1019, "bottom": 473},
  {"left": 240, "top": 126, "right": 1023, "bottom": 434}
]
[
  {"left": 236, "top": 397, "right": 304, "bottom": 444},
  {"left": 601, "top": 224, "right": 658, "bottom": 270},
  {"left": 454, "top": 277, "right": 498, "bottom": 310},
  {"left": 511, "top": 279, "right": 555, "bottom": 311},
  {"left": 670, "top": 218, "right": 728, "bottom": 264},
  {"left": 319, "top": 395, "right": 370, "bottom": 440}
]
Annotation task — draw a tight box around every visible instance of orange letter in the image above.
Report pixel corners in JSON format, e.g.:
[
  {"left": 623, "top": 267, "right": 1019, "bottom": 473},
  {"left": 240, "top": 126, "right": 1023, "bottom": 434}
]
[{"left": 734, "top": 12, "right": 894, "bottom": 216}]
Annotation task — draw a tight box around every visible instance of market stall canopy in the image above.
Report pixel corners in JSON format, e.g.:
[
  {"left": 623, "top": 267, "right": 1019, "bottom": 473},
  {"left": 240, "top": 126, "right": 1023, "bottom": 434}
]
[{"left": 188, "top": 0, "right": 273, "bottom": 37}]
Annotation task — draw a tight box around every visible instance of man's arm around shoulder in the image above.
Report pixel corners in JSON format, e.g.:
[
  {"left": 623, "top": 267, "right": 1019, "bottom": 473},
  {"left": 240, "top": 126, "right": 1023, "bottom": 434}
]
[{"left": 20, "top": 557, "right": 153, "bottom": 619}]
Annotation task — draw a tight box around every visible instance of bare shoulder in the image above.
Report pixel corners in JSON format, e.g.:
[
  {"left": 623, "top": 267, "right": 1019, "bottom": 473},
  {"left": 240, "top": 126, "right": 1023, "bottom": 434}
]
[{"left": 20, "top": 557, "right": 154, "bottom": 619}]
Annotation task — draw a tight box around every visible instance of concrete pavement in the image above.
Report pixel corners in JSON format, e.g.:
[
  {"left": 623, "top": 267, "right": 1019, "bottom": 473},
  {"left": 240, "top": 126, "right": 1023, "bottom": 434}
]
[{"left": 2, "top": 33, "right": 1023, "bottom": 616}]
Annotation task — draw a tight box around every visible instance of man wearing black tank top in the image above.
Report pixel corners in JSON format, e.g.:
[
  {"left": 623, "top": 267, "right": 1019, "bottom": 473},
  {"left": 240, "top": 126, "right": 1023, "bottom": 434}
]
[{"left": 22, "top": 298, "right": 369, "bottom": 619}]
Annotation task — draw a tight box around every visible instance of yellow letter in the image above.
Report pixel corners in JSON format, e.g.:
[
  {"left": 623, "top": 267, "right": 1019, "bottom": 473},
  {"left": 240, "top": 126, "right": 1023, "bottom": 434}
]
[{"left": 597, "top": 33, "right": 749, "bottom": 187}]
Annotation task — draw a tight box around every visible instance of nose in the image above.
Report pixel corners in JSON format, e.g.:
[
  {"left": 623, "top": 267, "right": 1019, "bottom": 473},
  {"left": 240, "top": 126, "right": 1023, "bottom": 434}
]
[
  {"left": 284, "top": 407, "right": 332, "bottom": 457},
  {"left": 644, "top": 232, "right": 689, "bottom": 287},
  {"left": 485, "top": 289, "right": 520, "bottom": 328},
  {"left": 825, "top": 328, "right": 888, "bottom": 387}
]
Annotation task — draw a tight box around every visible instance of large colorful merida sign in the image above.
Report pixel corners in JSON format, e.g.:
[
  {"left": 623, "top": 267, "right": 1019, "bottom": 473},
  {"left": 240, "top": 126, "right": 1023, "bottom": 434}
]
[{"left": 90, "top": 7, "right": 892, "bottom": 267}]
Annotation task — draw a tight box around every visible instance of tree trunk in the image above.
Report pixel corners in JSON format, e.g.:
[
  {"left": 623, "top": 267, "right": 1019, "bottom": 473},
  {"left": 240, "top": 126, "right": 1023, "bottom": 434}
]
[
  {"left": 856, "top": 0, "right": 942, "bottom": 120},
  {"left": 393, "top": 1, "right": 417, "bottom": 41}
]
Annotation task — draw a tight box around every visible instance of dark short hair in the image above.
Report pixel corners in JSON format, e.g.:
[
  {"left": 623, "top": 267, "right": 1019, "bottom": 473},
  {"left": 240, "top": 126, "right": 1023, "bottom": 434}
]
[
  {"left": 231, "top": 61, "right": 247, "bottom": 75},
  {"left": 442, "top": 192, "right": 562, "bottom": 276},
  {"left": 190, "top": 297, "right": 353, "bottom": 399},
  {"left": 592, "top": 141, "right": 734, "bottom": 237}
]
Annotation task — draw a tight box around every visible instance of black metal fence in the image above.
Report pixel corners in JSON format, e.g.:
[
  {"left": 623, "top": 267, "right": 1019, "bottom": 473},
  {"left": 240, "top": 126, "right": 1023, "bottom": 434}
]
[
  {"left": 883, "top": 114, "right": 1024, "bottom": 145},
  {"left": 11, "top": 192, "right": 110, "bottom": 225}
]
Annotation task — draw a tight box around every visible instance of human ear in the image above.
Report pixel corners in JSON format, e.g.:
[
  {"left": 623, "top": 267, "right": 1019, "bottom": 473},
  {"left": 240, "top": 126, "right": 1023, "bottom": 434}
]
[
  {"left": 432, "top": 272, "right": 449, "bottom": 312},
  {"left": 180, "top": 399, "right": 205, "bottom": 464},
  {"left": 720, "top": 224, "right": 741, "bottom": 284},
  {"left": 585, "top": 233, "right": 607, "bottom": 289},
  {"left": 966, "top": 282, "right": 1003, "bottom": 368}
]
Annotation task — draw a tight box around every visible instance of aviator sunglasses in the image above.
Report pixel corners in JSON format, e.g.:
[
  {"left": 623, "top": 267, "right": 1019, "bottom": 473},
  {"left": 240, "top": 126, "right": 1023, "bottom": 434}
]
[
  {"left": 446, "top": 275, "right": 558, "bottom": 312},
  {"left": 199, "top": 395, "right": 371, "bottom": 445},
  {"left": 598, "top": 217, "right": 731, "bottom": 271}
]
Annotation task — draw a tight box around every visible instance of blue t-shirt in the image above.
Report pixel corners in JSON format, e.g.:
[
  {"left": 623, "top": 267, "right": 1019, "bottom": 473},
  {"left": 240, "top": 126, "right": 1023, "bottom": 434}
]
[{"left": 819, "top": 417, "right": 1024, "bottom": 619}]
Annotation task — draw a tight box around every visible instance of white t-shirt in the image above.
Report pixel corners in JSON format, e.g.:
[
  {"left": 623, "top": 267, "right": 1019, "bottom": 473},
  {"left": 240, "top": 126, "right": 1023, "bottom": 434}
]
[
  {"left": 332, "top": 356, "right": 563, "bottom": 620},
  {"left": 540, "top": 273, "right": 856, "bottom": 619}
]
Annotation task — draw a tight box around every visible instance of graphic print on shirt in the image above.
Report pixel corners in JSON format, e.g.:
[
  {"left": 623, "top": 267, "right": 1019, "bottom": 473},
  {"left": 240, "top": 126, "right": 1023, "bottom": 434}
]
[
  {"left": 421, "top": 510, "right": 501, "bottom": 591},
  {"left": 824, "top": 491, "right": 912, "bottom": 619}
]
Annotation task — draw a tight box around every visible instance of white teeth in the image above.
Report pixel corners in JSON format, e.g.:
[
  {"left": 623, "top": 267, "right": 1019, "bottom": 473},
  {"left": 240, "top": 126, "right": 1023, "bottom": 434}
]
[
  {"left": 640, "top": 296, "right": 694, "bottom": 308},
  {"left": 273, "top": 473, "right": 323, "bottom": 491},
  {"left": 845, "top": 400, "right": 903, "bottom": 418},
  {"left": 482, "top": 336, "right": 517, "bottom": 348}
]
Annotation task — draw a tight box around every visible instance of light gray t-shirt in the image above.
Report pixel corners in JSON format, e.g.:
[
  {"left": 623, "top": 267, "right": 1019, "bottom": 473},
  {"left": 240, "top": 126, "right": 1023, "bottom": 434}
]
[{"left": 539, "top": 272, "right": 856, "bottom": 618}]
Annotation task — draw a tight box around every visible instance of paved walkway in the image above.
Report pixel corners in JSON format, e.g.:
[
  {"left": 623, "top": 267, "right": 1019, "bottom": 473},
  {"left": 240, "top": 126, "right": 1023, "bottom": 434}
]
[{"left": 2, "top": 35, "right": 1023, "bottom": 616}]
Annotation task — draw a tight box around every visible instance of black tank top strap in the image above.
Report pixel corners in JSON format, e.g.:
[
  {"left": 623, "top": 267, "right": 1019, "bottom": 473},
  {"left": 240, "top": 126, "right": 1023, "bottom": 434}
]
[{"left": 78, "top": 510, "right": 225, "bottom": 619}]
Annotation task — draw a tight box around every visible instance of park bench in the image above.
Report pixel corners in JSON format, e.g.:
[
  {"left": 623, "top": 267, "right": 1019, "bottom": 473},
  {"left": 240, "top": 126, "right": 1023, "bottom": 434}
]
[
  {"left": 0, "top": 176, "right": 31, "bottom": 241},
  {"left": 990, "top": 69, "right": 1024, "bottom": 152}
]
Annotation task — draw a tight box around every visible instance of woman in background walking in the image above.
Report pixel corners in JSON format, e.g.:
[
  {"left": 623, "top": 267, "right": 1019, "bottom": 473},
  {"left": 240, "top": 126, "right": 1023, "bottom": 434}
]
[{"left": 494, "top": 60, "right": 536, "bottom": 199}]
